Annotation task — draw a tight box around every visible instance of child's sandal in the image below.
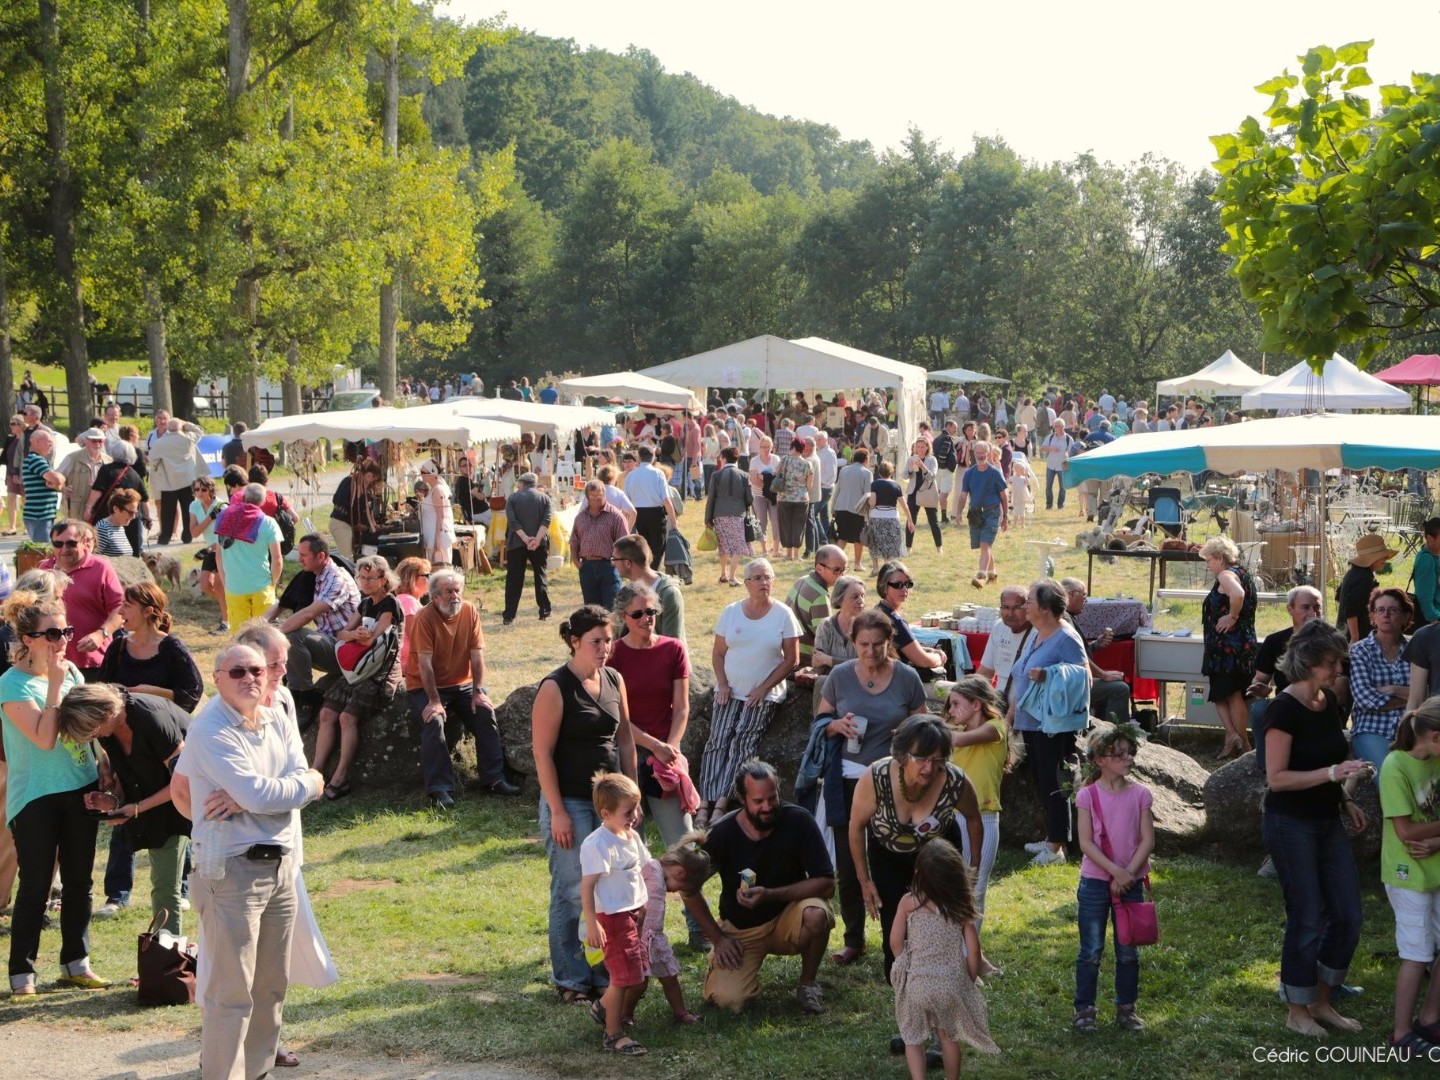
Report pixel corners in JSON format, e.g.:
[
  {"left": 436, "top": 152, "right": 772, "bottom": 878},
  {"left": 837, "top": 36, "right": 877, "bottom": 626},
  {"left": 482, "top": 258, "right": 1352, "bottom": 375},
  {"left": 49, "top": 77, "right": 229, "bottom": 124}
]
[
  {"left": 588, "top": 1000, "right": 606, "bottom": 1026},
  {"left": 603, "top": 1032, "right": 648, "bottom": 1056},
  {"left": 1072, "top": 1007, "right": 1098, "bottom": 1033},
  {"left": 1115, "top": 1005, "right": 1146, "bottom": 1031}
]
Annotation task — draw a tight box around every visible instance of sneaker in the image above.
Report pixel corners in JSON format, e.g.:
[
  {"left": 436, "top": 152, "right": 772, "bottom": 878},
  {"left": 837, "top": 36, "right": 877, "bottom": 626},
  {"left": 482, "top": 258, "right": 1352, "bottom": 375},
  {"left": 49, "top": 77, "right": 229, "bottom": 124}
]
[
  {"left": 1257, "top": 855, "right": 1277, "bottom": 878},
  {"left": 93, "top": 901, "right": 126, "bottom": 919},
  {"left": 1115, "top": 1005, "right": 1146, "bottom": 1031},
  {"left": 1023, "top": 839, "right": 1050, "bottom": 855},
  {"left": 56, "top": 971, "right": 112, "bottom": 990},
  {"left": 485, "top": 779, "right": 521, "bottom": 797},
  {"left": 1031, "top": 846, "right": 1067, "bottom": 867},
  {"left": 430, "top": 791, "right": 456, "bottom": 811},
  {"left": 178, "top": 898, "right": 191, "bottom": 912},
  {"left": 796, "top": 981, "right": 825, "bottom": 1014},
  {"left": 209, "top": 621, "right": 230, "bottom": 636}
]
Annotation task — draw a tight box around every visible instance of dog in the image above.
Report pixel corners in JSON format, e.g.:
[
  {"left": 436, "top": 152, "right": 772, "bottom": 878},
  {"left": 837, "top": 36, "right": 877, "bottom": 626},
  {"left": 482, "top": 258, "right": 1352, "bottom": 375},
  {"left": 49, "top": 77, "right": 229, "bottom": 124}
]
[
  {"left": 142, "top": 551, "right": 182, "bottom": 587},
  {"left": 185, "top": 567, "right": 203, "bottom": 598}
]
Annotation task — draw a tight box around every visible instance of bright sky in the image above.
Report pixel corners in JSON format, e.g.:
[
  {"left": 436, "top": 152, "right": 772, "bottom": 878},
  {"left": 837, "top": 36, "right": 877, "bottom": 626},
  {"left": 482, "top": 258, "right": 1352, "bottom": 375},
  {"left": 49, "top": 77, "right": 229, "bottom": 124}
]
[{"left": 440, "top": 0, "right": 1435, "bottom": 173}]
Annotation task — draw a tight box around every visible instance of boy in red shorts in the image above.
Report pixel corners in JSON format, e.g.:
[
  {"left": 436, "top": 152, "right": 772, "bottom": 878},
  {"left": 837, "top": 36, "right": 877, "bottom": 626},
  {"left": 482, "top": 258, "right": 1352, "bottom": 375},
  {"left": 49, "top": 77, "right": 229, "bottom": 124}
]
[{"left": 580, "top": 772, "right": 651, "bottom": 1056}]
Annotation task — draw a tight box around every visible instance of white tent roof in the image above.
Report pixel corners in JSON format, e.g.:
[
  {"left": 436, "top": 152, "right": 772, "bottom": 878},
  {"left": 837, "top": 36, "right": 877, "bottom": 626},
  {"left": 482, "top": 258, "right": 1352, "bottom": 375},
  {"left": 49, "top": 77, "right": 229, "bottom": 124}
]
[
  {"left": 557, "top": 371, "right": 700, "bottom": 410},
  {"left": 440, "top": 398, "right": 613, "bottom": 447},
  {"left": 639, "top": 334, "right": 928, "bottom": 456},
  {"left": 1240, "top": 354, "right": 1412, "bottom": 411},
  {"left": 1155, "top": 350, "right": 1270, "bottom": 396},
  {"left": 928, "top": 366, "right": 1011, "bottom": 385},
  {"left": 240, "top": 406, "right": 521, "bottom": 449}
]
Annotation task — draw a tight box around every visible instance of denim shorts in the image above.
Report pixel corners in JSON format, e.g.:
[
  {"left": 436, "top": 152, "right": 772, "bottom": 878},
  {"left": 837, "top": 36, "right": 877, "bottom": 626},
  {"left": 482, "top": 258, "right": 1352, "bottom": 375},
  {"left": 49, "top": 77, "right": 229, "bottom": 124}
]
[{"left": 969, "top": 505, "right": 1001, "bottom": 549}]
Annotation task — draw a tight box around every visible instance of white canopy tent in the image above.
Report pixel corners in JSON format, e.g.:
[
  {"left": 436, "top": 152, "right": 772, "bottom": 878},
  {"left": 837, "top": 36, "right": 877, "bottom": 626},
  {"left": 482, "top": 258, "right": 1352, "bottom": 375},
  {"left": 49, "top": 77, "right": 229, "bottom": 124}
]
[
  {"left": 927, "top": 366, "right": 1011, "bottom": 385},
  {"left": 639, "top": 334, "right": 928, "bottom": 457},
  {"left": 1240, "top": 354, "right": 1412, "bottom": 412},
  {"left": 1155, "top": 350, "right": 1270, "bottom": 398},
  {"left": 556, "top": 371, "right": 701, "bottom": 411},
  {"left": 438, "top": 397, "right": 614, "bottom": 448},
  {"left": 241, "top": 406, "right": 522, "bottom": 449}
]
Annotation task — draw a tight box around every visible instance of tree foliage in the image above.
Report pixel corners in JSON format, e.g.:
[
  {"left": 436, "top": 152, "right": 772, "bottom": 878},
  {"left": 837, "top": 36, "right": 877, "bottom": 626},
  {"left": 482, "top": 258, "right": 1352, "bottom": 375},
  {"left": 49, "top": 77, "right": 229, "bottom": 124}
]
[{"left": 1213, "top": 41, "right": 1440, "bottom": 366}]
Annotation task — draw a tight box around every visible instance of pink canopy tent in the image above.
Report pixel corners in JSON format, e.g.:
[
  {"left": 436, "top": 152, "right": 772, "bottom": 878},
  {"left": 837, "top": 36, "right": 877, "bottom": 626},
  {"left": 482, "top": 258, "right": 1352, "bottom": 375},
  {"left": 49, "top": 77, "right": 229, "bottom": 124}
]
[{"left": 1374, "top": 354, "right": 1440, "bottom": 385}]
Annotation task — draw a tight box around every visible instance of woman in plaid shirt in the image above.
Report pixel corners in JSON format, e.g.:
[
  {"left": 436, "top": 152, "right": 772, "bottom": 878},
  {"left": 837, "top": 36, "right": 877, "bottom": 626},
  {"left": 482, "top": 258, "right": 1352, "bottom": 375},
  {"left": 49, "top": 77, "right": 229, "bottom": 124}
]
[{"left": 1348, "top": 587, "right": 1414, "bottom": 777}]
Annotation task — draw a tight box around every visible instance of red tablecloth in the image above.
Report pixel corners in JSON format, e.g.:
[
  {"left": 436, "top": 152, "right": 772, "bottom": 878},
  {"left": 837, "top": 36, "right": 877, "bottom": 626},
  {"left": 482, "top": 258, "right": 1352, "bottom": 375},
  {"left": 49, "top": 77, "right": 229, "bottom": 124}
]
[{"left": 961, "top": 631, "right": 1158, "bottom": 701}]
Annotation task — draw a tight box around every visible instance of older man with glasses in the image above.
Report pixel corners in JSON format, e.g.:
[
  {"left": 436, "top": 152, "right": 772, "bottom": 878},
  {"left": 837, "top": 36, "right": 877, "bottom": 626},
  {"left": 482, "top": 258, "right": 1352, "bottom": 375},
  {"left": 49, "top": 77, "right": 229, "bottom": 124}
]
[
  {"left": 39, "top": 519, "right": 123, "bottom": 680},
  {"left": 172, "top": 643, "right": 324, "bottom": 1080},
  {"left": 785, "top": 545, "right": 848, "bottom": 665}
]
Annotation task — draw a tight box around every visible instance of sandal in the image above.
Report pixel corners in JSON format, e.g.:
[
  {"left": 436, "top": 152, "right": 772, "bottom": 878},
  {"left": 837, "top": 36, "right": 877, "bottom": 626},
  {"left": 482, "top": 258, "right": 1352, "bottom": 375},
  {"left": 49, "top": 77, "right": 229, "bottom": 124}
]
[
  {"left": 602, "top": 1033, "right": 648, "bottom": 1056},
  {"left": 1072, "top": 1006, "right": 1098, "bottom": 1033},
  {"left": 322, "top": 781, "right": 351, "bottom": 801},
  {"left": 275, "top": 1046, "right": 300, "bottom": 1067},
  {"left": 589, "top": 1000, "right": 606, "bottom": 1026},
  {"left": 557, "top": 986, "right": 593, "bottom": 1005}
]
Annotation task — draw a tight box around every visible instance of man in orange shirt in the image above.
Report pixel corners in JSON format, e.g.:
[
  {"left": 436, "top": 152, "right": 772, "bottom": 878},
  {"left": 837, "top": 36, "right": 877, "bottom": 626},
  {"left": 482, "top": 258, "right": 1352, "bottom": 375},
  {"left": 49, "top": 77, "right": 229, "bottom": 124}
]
[{"left": 402, "top": 568, "right": 520, "bottom": 809}]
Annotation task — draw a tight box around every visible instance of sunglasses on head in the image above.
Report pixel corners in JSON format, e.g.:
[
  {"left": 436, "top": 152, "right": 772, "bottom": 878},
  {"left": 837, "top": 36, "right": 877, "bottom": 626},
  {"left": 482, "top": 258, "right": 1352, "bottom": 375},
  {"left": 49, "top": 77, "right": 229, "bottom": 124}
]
[
  {"left": 222, "top": 665, "right": 266, "bottom": 681},
  {"left": 25, "top": 626, "right": 75, "bottom": 643},
  {"left": 626, "top": 608, "right": 659, "bottom": 620},
  {"left": 52, "top": 539, "right": 81, "bottom": 550}
]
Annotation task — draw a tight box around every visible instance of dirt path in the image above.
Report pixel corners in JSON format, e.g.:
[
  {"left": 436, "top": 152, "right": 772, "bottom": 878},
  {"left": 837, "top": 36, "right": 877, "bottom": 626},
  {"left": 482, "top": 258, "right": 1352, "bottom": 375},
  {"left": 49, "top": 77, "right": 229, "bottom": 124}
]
[{"left": 0, "top": 1018, "right": 545, "bottom": 1080}]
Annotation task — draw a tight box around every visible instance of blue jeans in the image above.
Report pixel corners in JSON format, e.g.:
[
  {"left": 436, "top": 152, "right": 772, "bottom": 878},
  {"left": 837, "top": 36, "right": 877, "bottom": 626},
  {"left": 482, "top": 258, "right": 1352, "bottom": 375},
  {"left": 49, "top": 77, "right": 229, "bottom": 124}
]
[
  {"left": 1262, "top": 810, "right": 1362, "bottom": 1003},
  {"left": 577, "top": 559, "right": 621, "bottom": 610},
  {"left": 1249, "top": 698, "right": 1271, "bottom": 777},
  {"left": 408, "top": 686, "right": 507, "bottom": 792},
  {"left": 1351, "top": 731, "right": 1391, "bottom": 784},
  {"left": 817, "top": 486, "right": 833, "bottom": 541},
  {"left": 539, "top": 796, "right": 609, "bottom": 993},
  {"left": 1046, "top": 467, "right": 1065, "bottom": 509},
  {"left": 1075, "top": 875, "right": 1142, "bottom": 1010},
  {"left": 24, "top": 517, "right": 52, "bottom": 543},
  {"left": 103, "top": 827, "right": 134, "bottom": 905}
]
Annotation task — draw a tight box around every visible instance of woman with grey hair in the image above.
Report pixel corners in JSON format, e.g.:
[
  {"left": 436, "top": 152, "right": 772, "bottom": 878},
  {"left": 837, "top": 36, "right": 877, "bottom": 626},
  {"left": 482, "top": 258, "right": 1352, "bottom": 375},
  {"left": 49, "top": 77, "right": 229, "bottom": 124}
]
[
  {"left": 1261, "top": 619, "right": 1366, "bottom": 1037},
  {"left": 1200, "top": 534, "right": 1258, "bottom": 759},
  {"left": 311, "top": 555, "right": 404, "bottom": 800},
  {"left": 698, "top": 557, "right": 801, "bottom": 827},
  {"left": 812, "top": 575, "right": 866, "bottom": 672},
  {"left": 61, "top": 683, "right": 191, "bottom": 934}
]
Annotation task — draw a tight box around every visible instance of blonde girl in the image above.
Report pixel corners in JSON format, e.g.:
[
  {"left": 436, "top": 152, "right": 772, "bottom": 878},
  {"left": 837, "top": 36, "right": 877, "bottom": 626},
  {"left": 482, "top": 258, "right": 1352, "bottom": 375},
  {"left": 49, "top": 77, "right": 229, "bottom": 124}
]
[
  {"left": 631, "top": 833, "right": 710, "bottom": 1025},
  {"left": 946, "top": 676, "right": 1008, "bottom": 975},
  {"left": 1380, "top": 698, "right": 1440, "bottom": 1053}
]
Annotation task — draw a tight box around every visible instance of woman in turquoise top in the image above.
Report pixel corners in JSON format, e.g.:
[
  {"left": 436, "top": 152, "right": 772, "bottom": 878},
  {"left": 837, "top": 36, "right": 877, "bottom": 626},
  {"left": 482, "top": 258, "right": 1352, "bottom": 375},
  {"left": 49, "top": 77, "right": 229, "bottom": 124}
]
[
  {"left": 188, "top": 475, "right": 228, "bottom": 634},
  {"left": 0, "top": 591, "right": 110, "bottom": 995}
]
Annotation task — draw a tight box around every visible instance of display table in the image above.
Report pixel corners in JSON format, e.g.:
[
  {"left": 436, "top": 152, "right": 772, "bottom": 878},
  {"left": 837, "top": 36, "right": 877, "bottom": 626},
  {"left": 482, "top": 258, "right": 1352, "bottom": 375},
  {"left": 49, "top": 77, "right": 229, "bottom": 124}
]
[
  {"left": 910, "top": 626, "right": 973, "bottom": 678},
  {"left": 1072, "top": 597, "right": 1150, "bottom": 641},
  {"left": 1084, "top": 547, "right": 1202, "bottom": 608},
  {"left": 959, "top": 630, "right": 1157, "bottom": 702}
]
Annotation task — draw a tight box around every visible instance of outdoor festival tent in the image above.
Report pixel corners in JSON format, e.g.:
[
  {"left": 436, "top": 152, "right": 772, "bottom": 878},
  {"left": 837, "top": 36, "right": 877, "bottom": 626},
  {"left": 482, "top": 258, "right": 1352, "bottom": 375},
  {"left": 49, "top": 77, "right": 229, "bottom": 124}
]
[
  {"left": 556, "top": 371, "right": 701, "bottom": 411},
  {"left": 241, "top": 406, "right": 521, "bottom": 449},
  {"left": 1239, "top": 354, "right": 1411, "bottom": 411},
  {"left": 1374, "top": 353, "right": 1440, "bottom": 386},
  {"left": 1063, "top": 411, "right": 1440, "bottom": 597},
  {"left": 927, "top": 366, "right": 1011, "bottom": 385},
  {"left": 1155, "top": 350, "right": 1269, "bottom": 398},
  {"left": 639, "top": 334, "right": 928, "bottom": 457},
  {"left": 438, "top": 397, "right": 614, "bottom": 448}
]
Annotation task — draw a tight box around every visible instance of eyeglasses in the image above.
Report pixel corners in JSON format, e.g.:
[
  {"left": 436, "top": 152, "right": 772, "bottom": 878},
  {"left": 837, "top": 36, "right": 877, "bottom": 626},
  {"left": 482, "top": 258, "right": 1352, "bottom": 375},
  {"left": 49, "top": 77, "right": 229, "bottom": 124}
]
[
  {"left": 626, "top": 608, "right": 659, "bottom": 620},
  {"left": 24, "top": 626, "right": 75, "bottom": 642},
  {"left": 416, "top": 574, "right": 430, "bottom": 581},
  {"left": 1372, "top": 606, "right": 1403, "bottom": 616},
  {"left": 747, "top": 574, "right": 774, "bottom": 582},
  {"left": 51, "top": 539, "right": 81, "bottom": 550},
  {"left": 820, "top": 564, "right": 847, "bottom": 573},
  {"left": 221, "top": 665, "right": 266, "bottom": 681},
  {"left": 886, "top": 580, "right": 915, "bottom": 591}
]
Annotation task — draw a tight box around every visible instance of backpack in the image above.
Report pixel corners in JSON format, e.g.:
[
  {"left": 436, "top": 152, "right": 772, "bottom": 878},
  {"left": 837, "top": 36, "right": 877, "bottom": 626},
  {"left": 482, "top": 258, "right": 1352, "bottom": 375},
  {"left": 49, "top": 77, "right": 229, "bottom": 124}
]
[
  {"left": 336, "top": 624, "right": 399, "bottom": 685},
  {"left": 274, "top": 493, "right": 297, "bottom": 556}
]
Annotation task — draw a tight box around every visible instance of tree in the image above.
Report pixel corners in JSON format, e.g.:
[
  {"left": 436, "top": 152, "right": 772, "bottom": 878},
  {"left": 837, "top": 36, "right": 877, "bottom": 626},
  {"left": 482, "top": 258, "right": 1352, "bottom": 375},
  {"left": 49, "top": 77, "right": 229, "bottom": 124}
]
[{"left": 1212, "top": 41, "right": 1440, "bottom": 365}]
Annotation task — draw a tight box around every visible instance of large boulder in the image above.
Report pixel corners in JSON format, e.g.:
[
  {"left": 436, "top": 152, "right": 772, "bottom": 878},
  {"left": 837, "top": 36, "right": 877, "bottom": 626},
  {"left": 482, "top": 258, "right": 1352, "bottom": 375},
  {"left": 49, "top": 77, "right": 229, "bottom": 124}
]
[
  {"left": 109, "top": 555, "right": 155, "bottom": 588},
  {"left": 1203, "top": 752, "right": 1381, "bottom": 859},
  {"left": 300, "top": 680, "right": 442, "bottom": 791},
  {"left": 496, "top": 664, "right": 815, "bottom": 793},
  {"left": 1000, "top": 720, "right": 1210, "bottom": 853}
]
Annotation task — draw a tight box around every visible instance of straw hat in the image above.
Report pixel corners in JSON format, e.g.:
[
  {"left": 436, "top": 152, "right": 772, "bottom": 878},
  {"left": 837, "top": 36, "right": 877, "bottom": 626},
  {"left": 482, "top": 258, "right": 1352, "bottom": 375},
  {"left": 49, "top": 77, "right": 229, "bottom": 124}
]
[{"left": 1349, "top": 533, "right": 1398, "bottom": 567}]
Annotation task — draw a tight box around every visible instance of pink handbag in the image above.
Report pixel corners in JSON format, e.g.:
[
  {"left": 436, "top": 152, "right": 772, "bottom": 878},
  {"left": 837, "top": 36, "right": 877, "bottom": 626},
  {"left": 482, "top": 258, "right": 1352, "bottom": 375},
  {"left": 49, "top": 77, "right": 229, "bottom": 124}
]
[{"left": 1089, "top": 789, "right": 1160, "bottom": 947}]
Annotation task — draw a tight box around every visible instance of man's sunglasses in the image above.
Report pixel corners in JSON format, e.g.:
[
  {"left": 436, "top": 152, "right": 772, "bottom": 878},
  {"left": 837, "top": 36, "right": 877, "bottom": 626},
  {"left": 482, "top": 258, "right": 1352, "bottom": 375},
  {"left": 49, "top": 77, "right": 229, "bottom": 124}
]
[
  {"left": 25, "top": 626, "right": 75, "bottom": 642},
  {"left": 221, "top": 665, "right": 266, "bottom": 681},
  {"left": 626, "top": 608, "right": 659, "bottom": 620},
  {"left": 52, "top": 539, "right": 81, "bottom": 550}
]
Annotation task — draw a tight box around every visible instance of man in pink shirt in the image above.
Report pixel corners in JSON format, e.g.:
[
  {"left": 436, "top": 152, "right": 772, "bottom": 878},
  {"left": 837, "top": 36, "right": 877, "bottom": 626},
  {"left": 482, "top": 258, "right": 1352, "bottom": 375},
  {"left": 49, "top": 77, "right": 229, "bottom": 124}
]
[
  {"left": 681, "top": 411, "right": 703, "bottom": 501},
  {"left": 40, "top": 518, "right": 124, "bottom": 676}
]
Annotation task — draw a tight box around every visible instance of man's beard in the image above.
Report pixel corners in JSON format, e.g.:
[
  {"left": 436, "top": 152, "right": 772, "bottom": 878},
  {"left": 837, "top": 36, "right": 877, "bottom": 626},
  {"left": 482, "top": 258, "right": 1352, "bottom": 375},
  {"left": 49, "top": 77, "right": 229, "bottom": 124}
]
[
  {"left": 744, "top": 805, "right": 777, "bottom": 831},
  {"left": 439, "top": 598, "right": 462, "bottom": 617}
]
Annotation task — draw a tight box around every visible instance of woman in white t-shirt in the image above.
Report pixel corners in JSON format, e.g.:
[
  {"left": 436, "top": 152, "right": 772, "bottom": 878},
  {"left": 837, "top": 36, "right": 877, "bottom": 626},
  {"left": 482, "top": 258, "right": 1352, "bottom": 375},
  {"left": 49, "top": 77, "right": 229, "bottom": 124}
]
[{"left": 696, "top": 557, "right": 800, "bottom": 828}]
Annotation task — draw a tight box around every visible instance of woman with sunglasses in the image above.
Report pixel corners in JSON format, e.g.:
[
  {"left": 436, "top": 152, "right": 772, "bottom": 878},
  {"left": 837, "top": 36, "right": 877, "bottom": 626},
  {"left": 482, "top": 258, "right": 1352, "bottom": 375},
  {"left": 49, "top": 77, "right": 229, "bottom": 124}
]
[
  {"left": 394, "top": 557, "right": 431, "bottom": 671},
  {"left": 605, "top": 583, "right": 704, "bottom": 946},
  {"left": 816, "top": 609, "right": 930, "bottom": 966},
  {"left": 94, "top": 488, "right": 141, "bottom": 557},
  {"left": 188, "top": 475, "right": 229, "bottom": 634},
  {"left": 875, "top": 561, "right": 947, "bottom": 676},
  {"left": 0, "top": 590, "right": 110, "bottom": 994},
  {"left": 4, "top": 414, "right": 26, "bottom": 535}
]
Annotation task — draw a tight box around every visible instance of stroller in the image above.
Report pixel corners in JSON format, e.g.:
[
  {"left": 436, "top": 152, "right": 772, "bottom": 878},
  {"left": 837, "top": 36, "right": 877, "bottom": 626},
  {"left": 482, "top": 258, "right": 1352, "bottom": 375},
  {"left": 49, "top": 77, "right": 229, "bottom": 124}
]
[{"left": 664, "top": 528, "right": 693, "bottom": 585}]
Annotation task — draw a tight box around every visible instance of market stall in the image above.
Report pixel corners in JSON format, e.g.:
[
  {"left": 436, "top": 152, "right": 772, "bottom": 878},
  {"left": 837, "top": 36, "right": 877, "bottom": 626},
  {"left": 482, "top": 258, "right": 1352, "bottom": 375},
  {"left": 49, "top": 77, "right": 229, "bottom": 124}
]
[
  {"left": 1155, "top": 349, "right": 1269, "bottom": 399},
  {"left": 557, "top": 371, "right": 700, "bottom": 411},
  {"left": 1240, "top": 354, "right": 1411, "bottom": 412}
]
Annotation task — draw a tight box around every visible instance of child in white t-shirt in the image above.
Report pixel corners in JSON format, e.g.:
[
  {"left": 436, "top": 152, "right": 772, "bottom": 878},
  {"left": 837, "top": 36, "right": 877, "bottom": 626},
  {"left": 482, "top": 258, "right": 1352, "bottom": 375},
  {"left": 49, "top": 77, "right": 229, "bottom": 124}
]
[
  {"left": 1009, "top": 456, "right": 1034, "bottom": 527},
  {"left": 580, "top": 772, "right": 651, "bottom": 1056}
]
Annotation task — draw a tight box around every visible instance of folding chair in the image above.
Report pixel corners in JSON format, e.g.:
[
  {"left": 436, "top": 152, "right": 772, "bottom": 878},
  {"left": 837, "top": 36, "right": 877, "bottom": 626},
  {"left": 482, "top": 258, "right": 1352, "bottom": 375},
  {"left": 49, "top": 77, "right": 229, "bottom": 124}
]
[{"left": 1147, "top": 486, "right": 1186, "bottom": 539}]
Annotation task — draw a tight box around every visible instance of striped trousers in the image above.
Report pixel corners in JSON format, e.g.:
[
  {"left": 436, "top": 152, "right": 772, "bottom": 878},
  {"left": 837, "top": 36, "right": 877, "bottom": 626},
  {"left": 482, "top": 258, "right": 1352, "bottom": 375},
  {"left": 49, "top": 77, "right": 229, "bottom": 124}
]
[{"left": 698, "top": 697, "right": 780, "bottom": 801}]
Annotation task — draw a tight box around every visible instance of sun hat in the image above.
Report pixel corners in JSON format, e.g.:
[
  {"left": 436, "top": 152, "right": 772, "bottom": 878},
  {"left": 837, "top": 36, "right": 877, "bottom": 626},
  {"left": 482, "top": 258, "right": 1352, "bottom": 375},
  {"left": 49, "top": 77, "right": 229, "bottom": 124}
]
[
  {"left": 1350, "top": 533, "right": 1398, "bottom": 567},
  {"left": 81, "top": 427, "right": 105, "bottom": 441}
]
